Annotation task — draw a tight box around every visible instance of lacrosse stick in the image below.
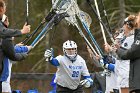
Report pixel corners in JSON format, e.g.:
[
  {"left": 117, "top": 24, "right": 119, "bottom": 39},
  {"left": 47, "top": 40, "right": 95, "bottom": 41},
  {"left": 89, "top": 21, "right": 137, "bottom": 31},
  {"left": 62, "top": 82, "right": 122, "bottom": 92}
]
[
  {"left": 86, "top": 0, "right": 114, "bottom": 43},
  {"left": 66, "top": 16, "right": 105, "bottom": 69},
  {"left": 26, "top": 0, "right": 29, "bottom": 24},
  {"left": 29, "top": 0, "right": 75, "bottom": 50},
  {"left": 65, "top": 0, "right": 103, "bottom": 57},
  {"left": 75, "top": 8, "right": 104, "bottom": 56},
  {"left": 66, "top": 16, "right": 98, "bottom": 55},
  {"left": 63, "top": 0, "right": 108, "bottom": 70},
  {"left": 22, "top": 0, "right": 72, "bottom": 45},
  {"left": 94, "top": 0, "right": 107, "bottom": 44},
  {"left": 101, "top": 0, "right": 112, "bottom": 35},
  {"left": 30, "top": 12, "right": 68, "bottom": 49}
]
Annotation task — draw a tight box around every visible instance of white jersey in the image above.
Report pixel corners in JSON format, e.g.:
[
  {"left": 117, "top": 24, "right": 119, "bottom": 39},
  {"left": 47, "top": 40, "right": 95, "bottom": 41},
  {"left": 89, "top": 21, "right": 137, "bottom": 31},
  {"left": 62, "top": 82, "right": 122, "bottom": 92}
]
[
  {"left": 55, "top": 55, "right": 90, "bottom": 90},
  {"left": 115, "top": 35, "right": 134, "bottom": 88},
  {"left": 121, "top": 35, "right": 134, "bottom": 49},
  {"left": 105, "top": 35, "right": 134, "bottom": 92}
]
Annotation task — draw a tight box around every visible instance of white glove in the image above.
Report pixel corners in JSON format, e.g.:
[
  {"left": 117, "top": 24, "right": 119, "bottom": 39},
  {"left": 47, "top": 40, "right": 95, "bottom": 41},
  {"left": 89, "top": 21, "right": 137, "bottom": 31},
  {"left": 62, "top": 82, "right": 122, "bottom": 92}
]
[
  {"left": 80, "top": 78, "right": 93, "bottom": 88},
  {"left": 44, "top": 49, "right": 53, "bottom": 61}
]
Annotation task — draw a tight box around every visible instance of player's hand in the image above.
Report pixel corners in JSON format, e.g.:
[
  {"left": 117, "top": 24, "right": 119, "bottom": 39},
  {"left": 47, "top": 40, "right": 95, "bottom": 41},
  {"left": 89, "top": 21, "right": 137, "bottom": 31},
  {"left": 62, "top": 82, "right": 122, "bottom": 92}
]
[
  {"left": 26, "top": 46, "right": 32, "bottom": 51},
  {"left": 44, "top": 48, "right": 53, "bottom": 61},
  {"left": 80, "top": 78, "right": 93, "bottom": 88},
  {"left": 104, "top": 43, "right": 112, "bottom": 53},
  {"left": 21, "top": 23, "right": 31, "bottom": 34}
]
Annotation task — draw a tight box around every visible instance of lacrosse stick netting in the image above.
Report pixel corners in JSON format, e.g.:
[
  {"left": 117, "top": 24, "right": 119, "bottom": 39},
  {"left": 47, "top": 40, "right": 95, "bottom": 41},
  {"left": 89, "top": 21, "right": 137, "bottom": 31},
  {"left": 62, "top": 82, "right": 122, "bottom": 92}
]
[{"left": 64, "top": 0, "right": 103, "bottom": 56}]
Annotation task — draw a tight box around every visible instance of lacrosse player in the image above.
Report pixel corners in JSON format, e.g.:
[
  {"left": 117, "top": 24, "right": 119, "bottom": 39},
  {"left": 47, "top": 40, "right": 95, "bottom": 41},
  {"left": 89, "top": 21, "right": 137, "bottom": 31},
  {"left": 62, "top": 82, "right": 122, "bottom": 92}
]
[
  {"left": 104, "top": 15, "right": 136, "bottom": 93},
  {"left": 115, "top": 15, "right": 135, "bottom": 93},
  {"left": 116, "top": 14, "right": 140, "bottom": 93},
  {"left": 44, "top": 40, "right": 93, "bottom": 93}
]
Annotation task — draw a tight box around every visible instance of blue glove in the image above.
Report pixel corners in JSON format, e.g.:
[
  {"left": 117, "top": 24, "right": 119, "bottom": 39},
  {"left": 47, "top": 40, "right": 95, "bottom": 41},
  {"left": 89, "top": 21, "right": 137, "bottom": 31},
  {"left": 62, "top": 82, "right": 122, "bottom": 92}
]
[
  {"left": 80, "top": 78, "right": 93, "bottom": 88},
  {"left": 105, "top": 63, "right": 115, "bottom": 72}
]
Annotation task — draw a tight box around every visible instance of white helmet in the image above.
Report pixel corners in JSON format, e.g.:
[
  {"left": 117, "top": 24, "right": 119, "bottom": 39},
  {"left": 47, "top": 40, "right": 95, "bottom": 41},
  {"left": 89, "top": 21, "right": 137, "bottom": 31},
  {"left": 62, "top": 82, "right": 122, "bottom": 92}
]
[{"left": 63, "top": 40, "right": 77, "bottom": 61}]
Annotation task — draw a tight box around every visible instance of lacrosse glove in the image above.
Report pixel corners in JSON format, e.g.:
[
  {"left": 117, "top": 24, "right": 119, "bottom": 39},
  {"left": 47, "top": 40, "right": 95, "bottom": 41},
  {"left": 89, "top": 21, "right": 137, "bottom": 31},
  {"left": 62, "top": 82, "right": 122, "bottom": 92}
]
[
  {"left": 80, "top": 78, "right": 93, "bottom": 88},
  {"left": 44, "top": 48, "right": 53, "bottom": 61}
]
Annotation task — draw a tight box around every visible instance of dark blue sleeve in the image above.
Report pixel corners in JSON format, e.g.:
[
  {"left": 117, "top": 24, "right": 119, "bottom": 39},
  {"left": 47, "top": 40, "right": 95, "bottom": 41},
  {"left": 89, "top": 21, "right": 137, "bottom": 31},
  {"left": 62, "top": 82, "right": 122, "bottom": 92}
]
[
  {"left": 14, "top": 46, "right": 28, "bottom": 53},
  {"left": 50, "top": 58, "right": 60, "bottom": 66},
  {"left": 50, "top": 74, "right": 56, "bottom": 90},
  {"left": 83, "top": 76, "right": 91, "bottom": 79}
]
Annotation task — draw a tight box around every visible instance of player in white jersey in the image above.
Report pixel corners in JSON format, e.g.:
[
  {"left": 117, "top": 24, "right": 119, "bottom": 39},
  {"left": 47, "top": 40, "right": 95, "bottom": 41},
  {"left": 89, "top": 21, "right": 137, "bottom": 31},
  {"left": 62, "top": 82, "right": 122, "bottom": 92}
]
[
  {"left": 44, "top": 40, "right": 93, "bottom": 93},
  {"left": 115, "top": 15, "right": 135, "bottom": 93},
  {"left": 104, "top": 15, "right": 136, "bottom": 93}
]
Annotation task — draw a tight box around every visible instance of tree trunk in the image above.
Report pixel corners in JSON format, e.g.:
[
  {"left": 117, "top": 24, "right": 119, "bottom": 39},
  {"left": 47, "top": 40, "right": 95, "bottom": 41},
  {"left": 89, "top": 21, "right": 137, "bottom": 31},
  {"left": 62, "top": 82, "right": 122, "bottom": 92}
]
[{"left": 119, "top": 0, "right": 126, "bottom": 26}]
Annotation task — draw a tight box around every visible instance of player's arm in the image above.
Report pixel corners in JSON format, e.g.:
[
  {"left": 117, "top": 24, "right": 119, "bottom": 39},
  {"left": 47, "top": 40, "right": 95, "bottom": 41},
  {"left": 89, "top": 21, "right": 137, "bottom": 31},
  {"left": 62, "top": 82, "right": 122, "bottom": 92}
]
[
  {"left": 50, "top": 58, "right": 59, "bottom": 66},
  {"left": 117, "top": 43, "right": 140, "bottom": 60},
  {"left": 14, "top": 46, "right": 29, "bottom": 53},
  {"left": 80, "top": 60, "right": 93, "bottom": 88}
]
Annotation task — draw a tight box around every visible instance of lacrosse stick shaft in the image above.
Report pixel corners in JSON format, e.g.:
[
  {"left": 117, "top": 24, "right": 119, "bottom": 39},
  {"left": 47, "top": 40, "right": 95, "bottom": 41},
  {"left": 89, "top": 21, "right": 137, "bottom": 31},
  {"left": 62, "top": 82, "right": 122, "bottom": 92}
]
[
  {"left": 21, "top": 9, "right": 57, "bottom": 45},
  {"left": 75, "top": 24, "right": 98, "bottom": 55},
  {"left": 30, "top": 13, "right": 67, "bottom": 48},
  {"left": 30, "top": 16, "right": 56, "bottom": 48},
  {"left": 82, "top": 22, "right": 103, "bottom": 56},
  {"left": 26, "top": 0, "right": 29, "bottom": 24},
  {"left": 101, "top": 0, "right": 112, "bottom": 35},
  {"left": 87, "top": 0, "right": 114, "bottom": 43},
  {"left": 94, "top": 0, "right": 107, "bottom": 44},
  {"left": 71, "top": 0, "right": 103, "bottom": 56},
  {"left": 21, "top": 21, "right": 45, "bottom": 45}
]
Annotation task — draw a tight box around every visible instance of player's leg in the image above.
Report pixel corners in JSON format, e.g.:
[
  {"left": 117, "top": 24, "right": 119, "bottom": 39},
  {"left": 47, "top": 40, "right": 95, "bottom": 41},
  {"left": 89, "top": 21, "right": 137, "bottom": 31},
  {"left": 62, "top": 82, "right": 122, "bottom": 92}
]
[
  {"left": 121, "top": 87, "right": 129, "bottom": 93},
  {"left": 73, "top": 85, "right": 85, "bottom": 93},
  {"left": 56, "top": 84, "right": 71, "bottom": 93}
]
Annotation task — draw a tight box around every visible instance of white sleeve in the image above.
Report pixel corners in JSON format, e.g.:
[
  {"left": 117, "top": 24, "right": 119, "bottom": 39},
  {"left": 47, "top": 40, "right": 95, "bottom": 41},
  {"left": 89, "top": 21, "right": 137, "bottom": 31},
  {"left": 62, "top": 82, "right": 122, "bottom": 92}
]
[
  {"left": 55, "top": 55, "right": 62, "bottom": 65},
  {"left": 81, "top": 60, "right": 90, "bottom": 76}
]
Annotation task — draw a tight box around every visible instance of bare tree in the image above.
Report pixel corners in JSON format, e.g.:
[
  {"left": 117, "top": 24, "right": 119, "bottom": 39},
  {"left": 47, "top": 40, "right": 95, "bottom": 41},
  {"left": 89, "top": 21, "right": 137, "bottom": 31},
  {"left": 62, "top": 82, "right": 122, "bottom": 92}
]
[{"left": 119, "top": 0, "right": 126, "bottom": 26}]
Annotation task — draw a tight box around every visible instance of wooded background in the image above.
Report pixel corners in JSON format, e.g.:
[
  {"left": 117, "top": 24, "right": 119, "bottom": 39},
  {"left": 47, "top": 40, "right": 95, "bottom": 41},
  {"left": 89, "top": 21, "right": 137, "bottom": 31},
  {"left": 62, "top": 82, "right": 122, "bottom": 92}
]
[{"left": 4, "top": 0, "right": 140, "bottom": 92}]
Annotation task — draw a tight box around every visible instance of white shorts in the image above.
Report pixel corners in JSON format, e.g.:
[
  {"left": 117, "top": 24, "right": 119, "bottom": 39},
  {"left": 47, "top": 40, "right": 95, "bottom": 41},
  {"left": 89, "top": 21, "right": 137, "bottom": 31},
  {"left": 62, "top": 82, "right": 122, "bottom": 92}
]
[
  {"left": 115, "top": 60, "right": 129, "bottom": 88},
  {"left": 105, "top": 72, "right": 117, "bottom": 93},
  {"left": 2, "top": 81, "right": 11, "bottom": 92}
]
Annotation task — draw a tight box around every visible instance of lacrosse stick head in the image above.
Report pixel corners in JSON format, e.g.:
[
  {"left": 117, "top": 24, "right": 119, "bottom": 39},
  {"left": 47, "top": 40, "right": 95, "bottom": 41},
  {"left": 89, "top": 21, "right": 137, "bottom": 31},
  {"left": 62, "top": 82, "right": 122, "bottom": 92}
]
[
  {"left": 65, "top": 15, "right": 78, "bottom": 26},
  {"left": 64, "top": 0, "right": 92, "bottom": 28},
  {"left": 78, "top": 10, "right": 92, "bottom": 28},
  {"left": 52, "top": 0, "right": 72, "bottom": 14}
]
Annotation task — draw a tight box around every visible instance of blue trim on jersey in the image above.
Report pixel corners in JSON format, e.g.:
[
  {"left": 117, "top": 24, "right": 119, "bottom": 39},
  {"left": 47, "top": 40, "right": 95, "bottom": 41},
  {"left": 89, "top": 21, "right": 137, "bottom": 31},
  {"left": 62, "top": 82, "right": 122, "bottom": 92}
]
[
  {"left": 50, "top": 58, "right": 59, "bottom": 66},
  {"left": 0, "top": 57, "right": 9, "bottom": 81},
  {"left": 83, "top": 76, "right": 91, "bottom": 79},
  {"left": 0, "top": 46, "right": 28, "bottom": 81},
  {"left": 50, "top": 74, "right": 56, "bottom": 90}
]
